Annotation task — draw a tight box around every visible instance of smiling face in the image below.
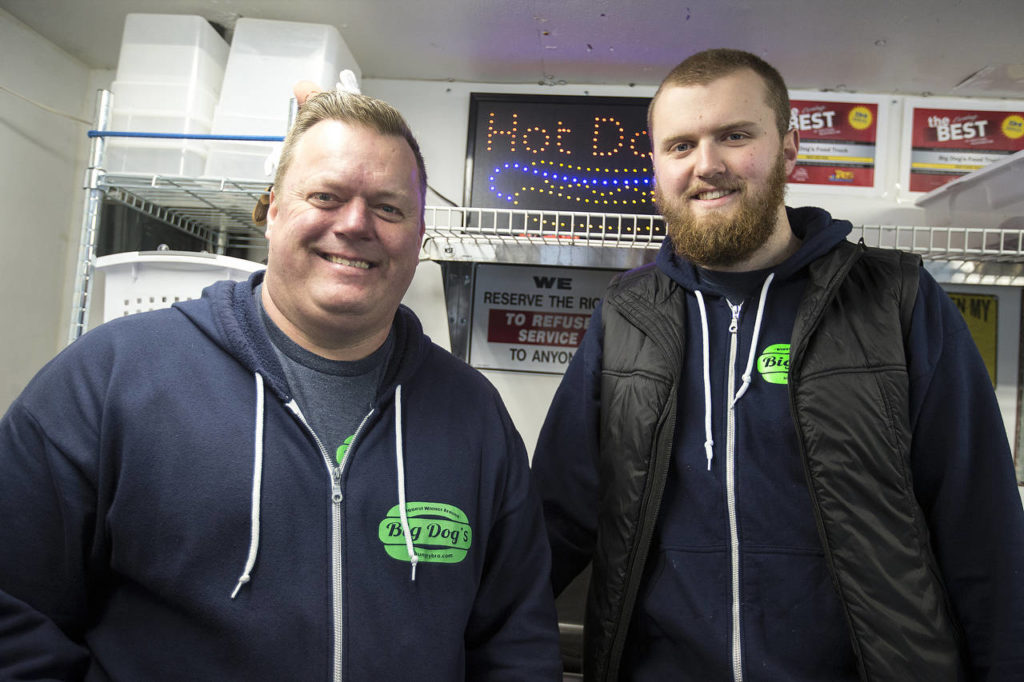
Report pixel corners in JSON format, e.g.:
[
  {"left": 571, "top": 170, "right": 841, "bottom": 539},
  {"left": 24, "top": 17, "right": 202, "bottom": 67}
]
[
  {"left": 650, "top": 68, "right": 799, "bottom": 270},
  {"left": 262, "top": 119, "right": 424, "bottom": 359}
]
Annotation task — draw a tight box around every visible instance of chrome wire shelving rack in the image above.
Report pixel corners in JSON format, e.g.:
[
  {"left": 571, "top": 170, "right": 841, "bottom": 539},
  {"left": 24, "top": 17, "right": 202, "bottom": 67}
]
[
  {"left": 72, "top": 175, "right": 1024, "bottom": 342},
  {"left": 69, "top": 90, "right": 1024, "bottom": 343},
  {"left": 95, "top": 178, "right": 1024, "bottom": 266}
]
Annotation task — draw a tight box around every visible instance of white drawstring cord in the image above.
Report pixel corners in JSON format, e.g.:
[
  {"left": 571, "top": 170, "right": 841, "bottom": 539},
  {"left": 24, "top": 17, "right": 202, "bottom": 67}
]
[
  {"left": 694, "top": 291, "right": 715, "bottom": 471},
  {"left": 733, "top": 274, "right": 775, "bottom": 406},
  {"left": 394, "top": 385, "right": 419, "bottom": 581},
  {"left": 232, "top": 372, "right": 265, "bottom": 599}
]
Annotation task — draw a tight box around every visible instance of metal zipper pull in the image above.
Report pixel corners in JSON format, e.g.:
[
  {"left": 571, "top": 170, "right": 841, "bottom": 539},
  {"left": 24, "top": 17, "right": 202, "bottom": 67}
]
[
  {"left": 729, "top": 302, "right": 742, "bottom": 334},
  {"left": 331, "top": 466, "right": 343, "bottom": 504}
]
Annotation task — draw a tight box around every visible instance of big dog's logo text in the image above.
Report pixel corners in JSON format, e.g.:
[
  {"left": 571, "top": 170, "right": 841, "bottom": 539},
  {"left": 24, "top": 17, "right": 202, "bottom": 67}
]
[{"left": 378, "top": 502, "right": 473, "bottom": 565}]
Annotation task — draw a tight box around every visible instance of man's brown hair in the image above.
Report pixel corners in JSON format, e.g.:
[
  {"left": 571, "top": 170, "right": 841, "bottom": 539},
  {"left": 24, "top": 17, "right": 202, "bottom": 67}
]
[{"left": 648, "top": 48, "right": 791, "bottom": 139}]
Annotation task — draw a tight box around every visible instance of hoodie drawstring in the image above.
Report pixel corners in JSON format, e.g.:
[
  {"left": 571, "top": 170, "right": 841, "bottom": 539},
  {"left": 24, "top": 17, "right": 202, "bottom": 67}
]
[
  {"left": 232, "top": 372, "right": 266, "bottom": 599},
  {"left": 230, "top": 378, "right": 418, "bottom": 591},
  {"left": 393, "top": 384, "right": 419, "bottom": 581},
  {"left": 694, "top": 291, "right": 715, "bottom": 471},
  {"left": 732, "top": 273, "right": 775, "bottom": 405},
  {"left": 694, "top": 273, "right": 775, "bottom": 472}
]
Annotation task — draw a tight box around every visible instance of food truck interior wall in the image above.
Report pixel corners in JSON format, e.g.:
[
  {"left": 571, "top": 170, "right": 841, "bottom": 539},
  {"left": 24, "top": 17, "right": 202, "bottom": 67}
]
[{"left": 1, "top": 3, "right": 1022, "bottom": 496}]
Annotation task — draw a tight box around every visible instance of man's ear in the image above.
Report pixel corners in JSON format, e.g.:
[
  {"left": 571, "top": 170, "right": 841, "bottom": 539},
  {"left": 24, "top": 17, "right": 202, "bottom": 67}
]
[
  {"left": 783, "top": 128, "right": 800, "bottom": 174},
  {"left": 649, "top": 151, "right": 659, "bottom": 195},
  {"left": 264, "top": 188, "right": 278, "bottom": 239},
  {"left": 251, "top": 186, "right": 271, "bottom": 226}
]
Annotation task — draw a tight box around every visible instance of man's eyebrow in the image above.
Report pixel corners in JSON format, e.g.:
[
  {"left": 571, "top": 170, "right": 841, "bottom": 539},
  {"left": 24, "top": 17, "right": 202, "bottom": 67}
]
[
  {"left": 657, "top": 119, "right": 762, "bottom": 143},
  {"left": 370, "top": 187, "right": 417, "bottom": 203},
  {"left": 711, "top": 119, "right": 761, "bottom": 134},
  {"left": 300, "top": 176, "right": 414, "bottom": 199}
]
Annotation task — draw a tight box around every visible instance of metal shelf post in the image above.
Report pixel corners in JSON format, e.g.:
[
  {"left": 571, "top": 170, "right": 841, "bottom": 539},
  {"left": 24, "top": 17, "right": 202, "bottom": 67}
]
[{"left": 67, "top": 89, "right": 112, "bottom": 345}]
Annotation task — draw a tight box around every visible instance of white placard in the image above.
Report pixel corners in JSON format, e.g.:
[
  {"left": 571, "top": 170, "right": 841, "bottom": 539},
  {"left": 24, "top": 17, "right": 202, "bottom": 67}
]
[{"left": 470, "top": 264, "right": 619, "bottom": 374}]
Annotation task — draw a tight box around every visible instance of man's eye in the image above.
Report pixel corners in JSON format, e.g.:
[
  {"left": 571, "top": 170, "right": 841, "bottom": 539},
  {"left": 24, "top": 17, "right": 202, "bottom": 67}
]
[
  {"left": 671, "top": 143, "right": 691, "bottom": 153},
  {"left": 311, "top": 192, "right": 334, "bottom": 202}
]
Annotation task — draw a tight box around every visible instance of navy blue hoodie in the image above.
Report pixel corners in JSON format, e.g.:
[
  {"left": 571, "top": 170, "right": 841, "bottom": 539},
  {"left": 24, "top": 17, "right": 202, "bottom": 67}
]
[
  {"left": 0, "top": 272, "right": 561, "bottom": 681},
  {"left": 533, "top": 207, "right": 1024, "bottom": 680}
]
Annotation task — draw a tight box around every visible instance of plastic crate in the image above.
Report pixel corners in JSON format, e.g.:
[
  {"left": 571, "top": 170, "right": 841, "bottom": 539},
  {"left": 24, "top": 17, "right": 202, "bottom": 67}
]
[{"left": 95, "top": 251, "right": 264, "bottom": 322}]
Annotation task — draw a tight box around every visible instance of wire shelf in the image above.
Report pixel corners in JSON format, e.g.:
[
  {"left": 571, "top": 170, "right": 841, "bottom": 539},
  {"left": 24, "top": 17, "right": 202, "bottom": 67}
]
[
  {"left": 100, "top": 174, "right": 270, "bottom": 249},
  {"left": 853, "top": 224, "right": 1024, "bottom": 263},
  {"left": 96, "top": 174, "right": 1024, "bottom": 266}
]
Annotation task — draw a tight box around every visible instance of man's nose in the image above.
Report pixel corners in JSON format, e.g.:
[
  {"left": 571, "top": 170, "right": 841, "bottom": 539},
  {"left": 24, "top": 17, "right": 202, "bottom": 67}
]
[
  {"left": 333, "top": 199, "right": 373, "bottom": 236},
  {"left": 693, "top": 142, "right": 726, "bottom": 178}
]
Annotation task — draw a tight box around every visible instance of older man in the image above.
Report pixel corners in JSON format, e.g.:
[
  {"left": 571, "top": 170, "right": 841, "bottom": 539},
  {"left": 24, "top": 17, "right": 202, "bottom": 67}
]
[{"left": 0, "top": 91, "right": 561, "bottom": 680}]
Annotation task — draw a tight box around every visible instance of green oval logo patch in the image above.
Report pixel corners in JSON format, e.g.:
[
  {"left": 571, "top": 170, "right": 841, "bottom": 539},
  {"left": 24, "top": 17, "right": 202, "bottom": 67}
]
[{"left": 378, "top": 502, "right": 472, "bottom": 564}]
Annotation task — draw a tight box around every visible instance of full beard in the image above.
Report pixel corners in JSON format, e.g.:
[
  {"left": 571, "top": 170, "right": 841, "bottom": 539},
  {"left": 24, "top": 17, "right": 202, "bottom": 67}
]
[{"left": 657, "top": 152, "right": 789, "bottom": 268}]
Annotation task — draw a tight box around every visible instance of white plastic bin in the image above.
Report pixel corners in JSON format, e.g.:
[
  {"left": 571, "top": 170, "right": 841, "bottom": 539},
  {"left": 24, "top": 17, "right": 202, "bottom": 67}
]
[
  {"left": 105, "top": 139, "right": 207, "bottom": 177},
  {"left": 110, "top": 15, "right": 227, "bottom": 177},
  {"left": 209, "top": 108, "right": 288, "bottom": 136},
  {"left": 203, "top": 108, "right": 286, "bottom": 180},
  {"left": 95, "top": 251, "right": 264, "bottom": 322},
  {"left": 203, "top": 141, "right": 276, "bottom": 181},
  {"left": 107, "top": 82, "right": 215, "bottom": 175},
  {"left": 214, "top": 18, "right": 360, "bottom": 117},
  {"left": 111, "top": 109, "right": 212, "bottom": 136},
  {"left": 111, "top": 80, "right": 219, "bottom": 120},
  {"left": 115, "top": 14, "right": 229, "bottom": 91}
]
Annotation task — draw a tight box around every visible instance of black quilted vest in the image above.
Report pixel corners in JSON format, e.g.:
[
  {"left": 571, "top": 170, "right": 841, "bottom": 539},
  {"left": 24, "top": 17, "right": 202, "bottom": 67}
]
[{"left": 589, "top": 241, "right": 962, "bottom": 681}]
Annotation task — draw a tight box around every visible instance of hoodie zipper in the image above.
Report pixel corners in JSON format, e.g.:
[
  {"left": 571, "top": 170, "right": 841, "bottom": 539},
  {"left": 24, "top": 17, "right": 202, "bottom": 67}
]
[
  {"left": 726, "top": 301, "right": 744, "bottom": 682},
  {"left": 287, "top": 402, "right": 374, "bottom": 682}
]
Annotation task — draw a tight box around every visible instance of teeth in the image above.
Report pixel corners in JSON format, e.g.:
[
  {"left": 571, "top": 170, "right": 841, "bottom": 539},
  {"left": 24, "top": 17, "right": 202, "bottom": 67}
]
[
  {"left": 323, "top": 254, "right": 371, "bottom": 269},
  {"left": 697, "top": 189, "right": 731, "bottom": 200}
]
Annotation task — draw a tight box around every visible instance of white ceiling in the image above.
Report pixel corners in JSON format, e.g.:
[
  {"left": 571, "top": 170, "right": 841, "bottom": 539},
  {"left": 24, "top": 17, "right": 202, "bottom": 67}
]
[{"left": 2, "top": 0, "right": 1023, "bottom": 97}]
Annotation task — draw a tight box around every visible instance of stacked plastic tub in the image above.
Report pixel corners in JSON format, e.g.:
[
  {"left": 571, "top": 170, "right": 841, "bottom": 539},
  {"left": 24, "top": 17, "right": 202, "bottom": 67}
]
[
  {"left": 105, "top": 14, "right": 229, "bottom": 176},
  {"left": 203, "top": 18, "right": 361, "bottom": 182}
]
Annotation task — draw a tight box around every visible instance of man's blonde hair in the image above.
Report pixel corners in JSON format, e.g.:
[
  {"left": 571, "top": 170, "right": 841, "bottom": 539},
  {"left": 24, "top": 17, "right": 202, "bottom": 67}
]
[{"left": 274, "top": 90, "right": 427, "bottom": 201}]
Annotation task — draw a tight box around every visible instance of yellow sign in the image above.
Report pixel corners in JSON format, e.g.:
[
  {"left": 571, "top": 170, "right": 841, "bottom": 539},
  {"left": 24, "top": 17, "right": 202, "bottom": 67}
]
[
  {"left": 848, "top": 105, "right": 874, "bottom": 131},
  {"left": 1002, "top": 113, "right": 1024, "bottom": 140},
  {"left": 946, "top": 293, "right": 998, "bottom": 385}
]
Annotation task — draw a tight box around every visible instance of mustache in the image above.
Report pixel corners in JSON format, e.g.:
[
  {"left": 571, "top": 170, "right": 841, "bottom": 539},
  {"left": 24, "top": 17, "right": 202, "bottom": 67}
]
[{"left": 687, "top": 181, "right": 741, "bottom": 196}]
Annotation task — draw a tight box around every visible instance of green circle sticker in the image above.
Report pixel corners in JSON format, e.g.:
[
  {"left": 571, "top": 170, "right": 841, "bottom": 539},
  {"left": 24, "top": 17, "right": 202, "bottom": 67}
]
[{"left": 757, "top": 343, "right": 790, "bottom": 385}]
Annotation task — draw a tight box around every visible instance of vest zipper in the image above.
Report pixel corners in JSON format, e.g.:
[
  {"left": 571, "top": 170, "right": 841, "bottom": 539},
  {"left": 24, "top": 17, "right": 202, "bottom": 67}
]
[{"left": 726, "top": 301, "right": 744, "bottom": 682}]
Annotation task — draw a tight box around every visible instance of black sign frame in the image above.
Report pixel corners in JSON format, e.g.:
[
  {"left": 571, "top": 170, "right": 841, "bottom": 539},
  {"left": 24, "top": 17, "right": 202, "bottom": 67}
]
[{"left": 464, "top": 92, "right": 658, "bottom": 223}]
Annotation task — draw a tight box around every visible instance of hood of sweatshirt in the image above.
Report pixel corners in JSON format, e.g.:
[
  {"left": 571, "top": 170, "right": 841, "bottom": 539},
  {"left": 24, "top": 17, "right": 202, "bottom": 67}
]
[
  {"left": 172, "top": 270, "right": 434, "bottom": 590},
  {"left": 651, "top": 206, "right": 852, "bottom": 470},
  {"left": 174, "top": 270, "right": 431, "bottom": 406}
]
